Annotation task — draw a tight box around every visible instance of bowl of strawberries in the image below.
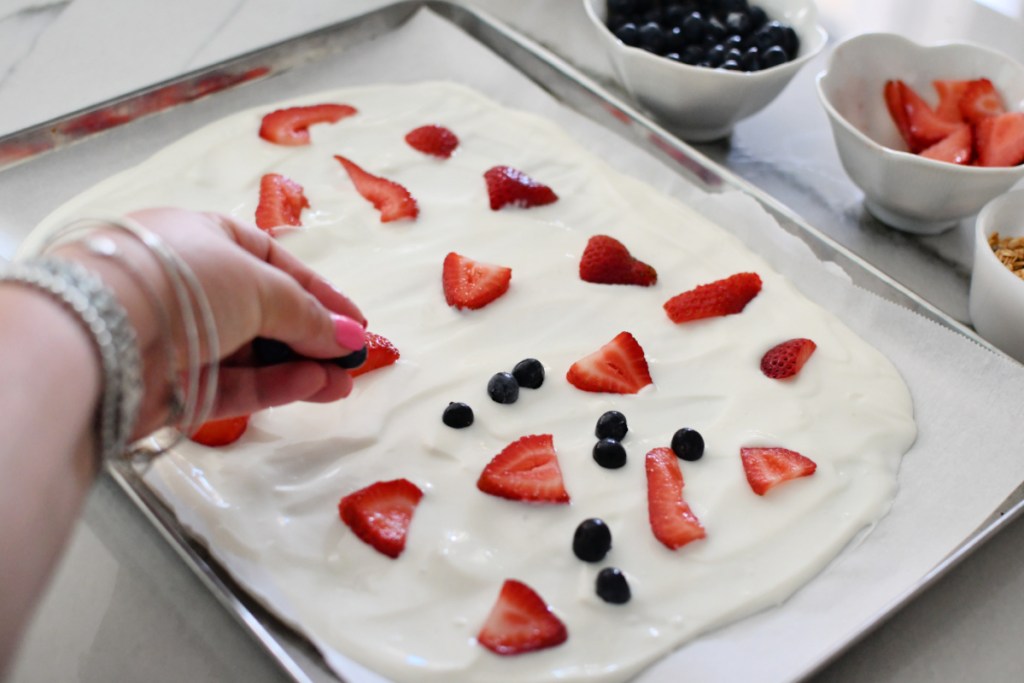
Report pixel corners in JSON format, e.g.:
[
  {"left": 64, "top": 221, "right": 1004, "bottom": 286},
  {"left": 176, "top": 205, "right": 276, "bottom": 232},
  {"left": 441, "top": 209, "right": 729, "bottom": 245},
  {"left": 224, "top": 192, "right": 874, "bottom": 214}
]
[{"left": 816, "top": 32, "right": 1024, "bottom": 234}]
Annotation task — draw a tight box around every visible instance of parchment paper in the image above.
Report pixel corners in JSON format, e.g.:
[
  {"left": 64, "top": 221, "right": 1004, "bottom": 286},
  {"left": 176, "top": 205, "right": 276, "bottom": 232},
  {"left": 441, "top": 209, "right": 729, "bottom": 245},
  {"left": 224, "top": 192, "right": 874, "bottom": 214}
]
[{"left": 14, "top": 6, "right": 1024, "bottom": 682}]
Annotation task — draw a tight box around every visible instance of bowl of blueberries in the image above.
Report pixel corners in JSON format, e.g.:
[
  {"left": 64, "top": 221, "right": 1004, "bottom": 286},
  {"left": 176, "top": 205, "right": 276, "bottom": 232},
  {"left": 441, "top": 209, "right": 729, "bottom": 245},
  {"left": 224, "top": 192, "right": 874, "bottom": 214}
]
[{"left": 583, "top": 0, "right": 827, "bottom": 141}]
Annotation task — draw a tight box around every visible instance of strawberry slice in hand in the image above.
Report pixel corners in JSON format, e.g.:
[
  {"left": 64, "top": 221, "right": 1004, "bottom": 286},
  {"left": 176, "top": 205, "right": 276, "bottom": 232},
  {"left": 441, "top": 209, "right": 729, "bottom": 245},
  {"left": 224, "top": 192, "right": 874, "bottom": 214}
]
[
  {"left": 348, "top": 332, "right": 400, "bottom": 377},
  {"left": 334, "top": 154, "right": 419, "bottom": 222},
  {"left": 405, "top": 124, "right": 459, "bottom": 158},
  {"left": 975, "top": 112, "right": 1024, "bottom": 167},
  {"left": 741, "top": 447, "right": 817, "bottom": 496},
  {"left": 189, "top": 415, "right": 250, "bottom": 447},
  {"left": 255, "top": 173, "right": 310, "bottom": 231},
  {"left": 477, "top": 434, "right": 571, "bottom": 504},
  {"left": 645, "top": 447, "right": 706, "bottom": 550},
  {"left": 442, "top": 252, "right": 512, "bottom": 310},
  {"left": 338, "top": 478, "right": 424, "bottom": 558},
  {"left": 259, "top": 103, "right": 357, "bottom": 146},
  {"left": 760, "top": 338, "right": 817, "bottom": 379},
  {"left": 566, "top": 331, "right": 653, "bottom": 394},
  {"left": 579, "top": 235, "right": 657, "bottom": 286},
  {"left": 663, "top": 272, "right": 762, "bottom": 324},
  {"left": 484, "top": 165, "right": 558, "bottom": 210},
  {"left": 477, "top": 579, "right": 568, "bottom": 656}
]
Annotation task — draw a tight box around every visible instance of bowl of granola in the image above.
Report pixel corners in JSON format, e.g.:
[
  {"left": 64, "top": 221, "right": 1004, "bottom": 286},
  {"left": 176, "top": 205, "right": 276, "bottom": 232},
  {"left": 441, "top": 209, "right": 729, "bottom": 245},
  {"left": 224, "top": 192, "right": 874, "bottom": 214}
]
[{"left": 970, "top": 189, "right": 1024, "bottom": 362}]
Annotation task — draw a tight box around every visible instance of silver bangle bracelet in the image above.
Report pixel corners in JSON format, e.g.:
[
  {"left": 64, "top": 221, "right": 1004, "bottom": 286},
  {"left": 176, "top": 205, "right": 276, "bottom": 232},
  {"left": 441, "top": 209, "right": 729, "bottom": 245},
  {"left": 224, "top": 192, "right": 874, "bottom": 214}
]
[{"left": 0, "top": 257, "right": 142, "bottom": 465}]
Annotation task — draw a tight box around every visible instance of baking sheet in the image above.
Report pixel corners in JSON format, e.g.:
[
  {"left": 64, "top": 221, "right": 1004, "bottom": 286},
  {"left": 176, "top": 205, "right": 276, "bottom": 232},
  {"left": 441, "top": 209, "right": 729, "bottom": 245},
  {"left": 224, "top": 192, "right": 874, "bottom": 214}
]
[{"left": 2, "top": 3, "right": 1024, "bottom": 682}]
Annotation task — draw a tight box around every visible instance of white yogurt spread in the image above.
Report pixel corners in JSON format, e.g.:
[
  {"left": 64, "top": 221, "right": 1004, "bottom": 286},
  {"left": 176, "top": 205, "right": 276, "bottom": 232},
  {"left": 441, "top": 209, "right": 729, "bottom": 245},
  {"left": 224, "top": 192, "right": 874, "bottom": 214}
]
[{"left": 37, "top": 82, "right": 917, "bottom": 683}]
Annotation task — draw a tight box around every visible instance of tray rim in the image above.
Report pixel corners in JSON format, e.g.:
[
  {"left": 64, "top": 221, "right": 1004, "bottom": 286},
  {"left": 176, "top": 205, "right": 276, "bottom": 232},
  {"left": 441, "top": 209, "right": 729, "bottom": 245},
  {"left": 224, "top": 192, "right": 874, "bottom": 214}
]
[{"left": 3, "top": 1, "right": 1021, "bottom": 681}]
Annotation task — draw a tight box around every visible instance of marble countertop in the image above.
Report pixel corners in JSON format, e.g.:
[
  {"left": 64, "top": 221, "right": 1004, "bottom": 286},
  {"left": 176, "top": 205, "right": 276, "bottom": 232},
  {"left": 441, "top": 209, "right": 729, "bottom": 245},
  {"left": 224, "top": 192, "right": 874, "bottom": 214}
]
[{"left": 3, "top": 0, "right": 1024, "bottom": 682}]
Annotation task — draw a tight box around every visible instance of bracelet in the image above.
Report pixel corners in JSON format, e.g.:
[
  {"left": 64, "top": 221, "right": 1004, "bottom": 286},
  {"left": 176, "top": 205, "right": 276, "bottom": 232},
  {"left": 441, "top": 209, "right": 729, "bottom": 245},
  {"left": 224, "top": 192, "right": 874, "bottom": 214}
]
[{"left": 0, "top": 257, "right": 142, "bottom": 465}]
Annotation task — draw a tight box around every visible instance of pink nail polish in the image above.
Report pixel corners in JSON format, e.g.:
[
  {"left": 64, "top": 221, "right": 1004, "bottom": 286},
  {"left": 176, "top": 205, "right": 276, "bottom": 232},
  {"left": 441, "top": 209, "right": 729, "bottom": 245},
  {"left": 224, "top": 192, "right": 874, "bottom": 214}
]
[{"left": 332, "top": 314, "right": 366, "bottom": 351}]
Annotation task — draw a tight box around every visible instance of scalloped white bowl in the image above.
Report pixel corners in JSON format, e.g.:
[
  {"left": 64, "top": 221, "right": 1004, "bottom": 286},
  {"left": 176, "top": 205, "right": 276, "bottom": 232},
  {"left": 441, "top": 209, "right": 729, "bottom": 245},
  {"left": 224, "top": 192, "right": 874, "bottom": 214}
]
[
  {"left": 970, "top": 189, "right": 1024, "bottom": 362},
  {"left": 816, "top": 32, "right": 1024, "bottom": 235},
  {"left": 582, "top": 0, "right": 827, "bottom": 142}
]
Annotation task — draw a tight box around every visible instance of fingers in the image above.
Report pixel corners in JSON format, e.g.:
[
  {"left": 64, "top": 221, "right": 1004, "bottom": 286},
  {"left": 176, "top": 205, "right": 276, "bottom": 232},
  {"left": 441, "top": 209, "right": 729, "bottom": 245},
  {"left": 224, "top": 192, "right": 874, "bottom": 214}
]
[{"left": 211, "top": 362, "right": 354, "bottom": 418}]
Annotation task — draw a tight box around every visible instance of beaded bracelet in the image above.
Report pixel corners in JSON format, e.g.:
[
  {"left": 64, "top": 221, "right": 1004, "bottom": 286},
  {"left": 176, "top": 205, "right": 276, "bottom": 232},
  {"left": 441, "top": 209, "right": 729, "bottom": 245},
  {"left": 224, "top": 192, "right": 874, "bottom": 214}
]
[{"left": 0, "top": 257, "right": 142, "bottom": 465}]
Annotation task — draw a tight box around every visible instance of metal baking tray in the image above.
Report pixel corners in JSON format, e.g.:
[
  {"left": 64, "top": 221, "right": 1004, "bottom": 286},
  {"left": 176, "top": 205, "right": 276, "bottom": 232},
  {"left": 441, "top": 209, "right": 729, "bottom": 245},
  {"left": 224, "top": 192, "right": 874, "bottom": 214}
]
[{"left": 2, "top": 2, "right": 1022, "bottom": 681}]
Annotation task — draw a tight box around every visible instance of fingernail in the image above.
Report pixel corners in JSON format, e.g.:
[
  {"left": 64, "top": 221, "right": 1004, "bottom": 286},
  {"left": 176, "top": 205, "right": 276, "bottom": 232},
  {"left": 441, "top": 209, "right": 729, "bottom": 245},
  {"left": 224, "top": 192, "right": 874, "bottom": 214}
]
[{"left": 333, "top": 314, "right": 366, "bottom": 351}]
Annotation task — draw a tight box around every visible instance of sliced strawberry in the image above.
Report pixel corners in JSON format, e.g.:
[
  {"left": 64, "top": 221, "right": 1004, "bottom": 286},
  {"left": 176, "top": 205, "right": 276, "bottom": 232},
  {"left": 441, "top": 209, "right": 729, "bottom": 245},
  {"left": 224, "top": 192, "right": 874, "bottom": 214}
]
[
  {"left": 932, "top": 79, "right": 971, "bottom": 123},
  {"left": 898, "top": 80, "right": 961, "bottom": 152},
  {"left": 975, "top": 112, "right": 1024, "bottom": 167},
  {"left": 566, "top": 331, "right": 653, "bottom": 394},
  {"left": 334, "top": 154, "right": 418, "bottom": 223},
  {"left": 884, "top": 80, "right": 914, "bottom": 150},
  {"left": 484, "top": 165, "right": 558, "bottom": 210},
  {"left": 578, "top": 235, "right": 657, "bottom": 286},
  {"left": 663, "top": 272, "right": 762, "bottom": 324},
  {"left": 477, "top": 434, "right": 570, "bottom": 504},
  {"left": 740, "top": 447, "right": 817, "bottom": 496},
  {"left": 348, "top": 332, "right": 400, "bottom": 377},
  {"left": 760, "top": 338, "right": 817, "bottom": 379},
  {"left": 338, "top": 478, "right": 423, "bottom": 558},
  {"left": 255, "top": 173, "right": 309, "bottom": 231},
  {"left": 442, "top": 252, "right": 512, "bottom": 310},
  {"left": 189, "top": 415, "right": 249, "bottom": 447},
  {"left": 405, "top": 124, "right": 459, "bottom": 158},
  {"left": 919, "top": 123, "right": 973, "bottom": 164},
  {"left": 645, "top": 447, "right": 706, "bottom": 550},
  {"left": 959, "top": 78, "right": 1006, "bottom": 126},
  {"left": 259, "top": 103, "right": 357, "bottom": 146},
  {"left": 477, "top": 579, "right": 568, "bottom": 656}
]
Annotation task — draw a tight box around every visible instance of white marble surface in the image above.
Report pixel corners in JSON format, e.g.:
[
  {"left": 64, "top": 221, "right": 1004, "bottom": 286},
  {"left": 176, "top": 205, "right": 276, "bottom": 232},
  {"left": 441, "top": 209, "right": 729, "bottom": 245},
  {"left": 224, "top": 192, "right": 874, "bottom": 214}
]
[{"left": 3, "top": 1, "right": 1024, "bottom": 682}]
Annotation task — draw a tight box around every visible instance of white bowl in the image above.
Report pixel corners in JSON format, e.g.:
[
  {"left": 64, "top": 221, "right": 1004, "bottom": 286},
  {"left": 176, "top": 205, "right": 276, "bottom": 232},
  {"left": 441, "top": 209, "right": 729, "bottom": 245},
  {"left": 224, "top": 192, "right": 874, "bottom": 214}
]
[
  {"left": 816, "top": 32, "right": 1024, "bottom": 235},
  {"left": 582, "top": 0, "right": 827, "bottom": 142},
  {"left": 970, "top": 189, "right": 1024, "bottom": 362}
]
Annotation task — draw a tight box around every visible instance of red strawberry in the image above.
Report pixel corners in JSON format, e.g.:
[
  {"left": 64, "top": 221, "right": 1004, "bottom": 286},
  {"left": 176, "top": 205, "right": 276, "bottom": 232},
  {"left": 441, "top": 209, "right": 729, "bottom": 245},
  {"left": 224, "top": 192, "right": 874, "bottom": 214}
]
[
  {"left": 760, "top": 338, "right": 817, "bottom": 379},
  {"left": 442, "top": 252, "right": 512, "bottom": 310},
  {"left": 932, "top": 79, "right": 971, "bottom": 123},
  {"left": 566, "top": 331, "right": 653, "bottom": 394},
  {"left": 477, "top": 579, "right": 568, "bottom": 656},
  {"left": 189, "top": 415, "right": 249, "bottom": 447},
  {"left": 975, "top": 112, "right": 1024, "bottom": 167},
  {"left": 740, "top": 447, "right": 817, "bottom": 496},
  {"left": 645, "top": 447, "right": 706, "bottom": 550},
  {"left": 919, "top": 123, "right": 973, "bottom": 165},
  {"left": 259, "top": 103, "right": 357, "bottom": 146},
  {"left": 578, "top": 235, "right": 657, "bottom": 286},
  {"left": 959, "top": 78, "right": 1006, "bottom": 126},
  {"left": 334, "top": 155, "right": 419, "bottom": 222},
  {"left": 255, "top": 173, "right": 309, "bottom": 231},
  {"left": 898, "top": 80, "right": 961, "bottom": 152},
  {"left": 338, "top": 478, "right": 423, "bottom": 558},
  {"left": 405, "top": 124, "right": 459, "bottom": 158},
  {"left": 663, "top": 272, "right": 762, "bottom": 323},
  {"left": 348, "top": 332, "right": 400, "bottom": 377},
  {"left": 477, "top": 434, "right": 571, "bottom": 504},
  {"left": 484, "top": 165, "right": 558, "bottom": 210},
  {"left": 884, "top": 80, "right": 914, "bottom": 150}
]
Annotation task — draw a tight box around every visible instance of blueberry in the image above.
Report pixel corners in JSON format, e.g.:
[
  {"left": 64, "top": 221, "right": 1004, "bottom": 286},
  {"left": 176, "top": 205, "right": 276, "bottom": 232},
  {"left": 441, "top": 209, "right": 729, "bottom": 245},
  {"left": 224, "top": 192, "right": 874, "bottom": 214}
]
[
  {"left": 512, "top": 358, "right": 545, "bottom": 389},
  {"left": 664, "top": 2, "right": 694, "bottom": 26},
  {"left": 762, "top": 44, "right": 788, "bottom": 68},
  {"left": 593, "top": 438, "right": 628, "bottom": 469},
  {"left": 665, "top": 25, "right": 688, "bottom": 53},
  {"left": 721, "top": 0, "right": 749, "bottom": 14},
  {"left": 725, "top": 11, "right": 752, "bottom": 37},
  {"left": 487, "top": 372, "right": 519, "bottom": 404},
  {"left": 607, "top": 0, "right": 634, "bottom": 14},
  {"left": 681, "top": 11, "right": 705, "bottom": 43},
  {"left": 754, "top": 21, "right": 785, "bottom": 52},
  {"left": 638, "top": 21, "right": 667, "bottom": 53},
  {"left": 705, "top": 17, "right": 727, "bottom": 42},
  {"left": 665, "top": 52, "right": 683, "bottom": 62},
  {"left": 595, "top": 410, "right": 628, "bottom": 440},
  {"left": 671, "top": 428, "right": 705, "bottom": 461},
  {"left": 614, "top": 22, "right": 641, "bottom": 47},
  {"left": 333, "top": 345, "right": 368, "bottom": 370},
  {"left": 725, "top": 47, "right": 743, "bottom": 63},
  {"left": 573, "top": 518, "right": 612, "bottom": 562},
  {"left": 782, "top": 25, "right": 800, "bottom": 56},
  {"left": 681, "top": 44, "right": 705, "bottom": 64},
  {"left": 720, "top": 59, "right": 742, "bottom": 71},
  {"left": 705, "top": 43, "right": 726, "bottom": 67},
  {"left": 252, "top": 337, "right": 298, "bottom": 365},
  {"left": 748, "top": 5, "right": 767, "bottom": 30},
  {"left": 740, "top": 46, "right": 761, "bottom": 71},
  {"left": 442, "top": 402, "right": 474, "bottom": 429},
  {"left": 724, "top": 33, "right": 743, "bottom": 48},
  {"left": 596, "top": 567, "right": 632, "bottom": 604}
]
